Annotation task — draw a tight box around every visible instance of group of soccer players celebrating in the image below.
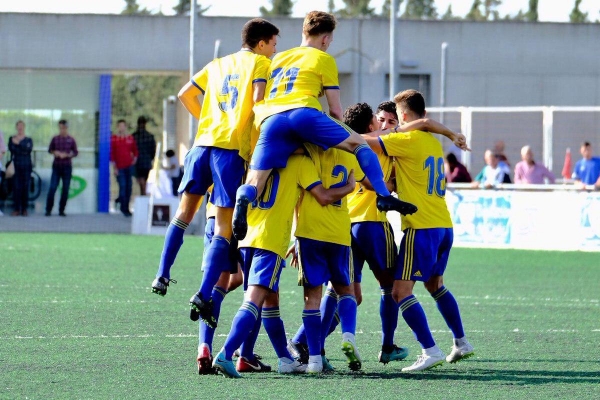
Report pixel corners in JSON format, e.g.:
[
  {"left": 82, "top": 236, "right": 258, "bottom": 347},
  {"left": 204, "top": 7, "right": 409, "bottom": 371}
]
[{"left": 151, "top": 11, "right": 474, "bottom": 378}]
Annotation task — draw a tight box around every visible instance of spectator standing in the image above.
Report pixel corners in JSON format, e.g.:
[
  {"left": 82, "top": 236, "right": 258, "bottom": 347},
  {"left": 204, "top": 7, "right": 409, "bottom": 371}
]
[
  {"left": 45, "top": 120, "right": 78, "bottom": 216},
  {"left": 572, "top": 142, "right": 600, "bottom": 188},
  {"left": 445, "top": 153, "right": 472, "bottom": 183},
  {"left": 132, "top": 116, "right": 156, "bottom": 196},
  {"left": 111, "top": 120, "right": 138, "bottom": 216},
  {"left": 514, "top": 145, "right": 555, "bottom": 184},
  {"left": 8, "top": 120, "right": 33, "bottom": 216},
  {"left": 163, "top": 149, "right": 181, "bottom": 196},
  {"left": 494, "top": 140, "right": 510, "bottom": 166},
  {"left": 472, "top": 149, "right": 509, "bottom": 189}
]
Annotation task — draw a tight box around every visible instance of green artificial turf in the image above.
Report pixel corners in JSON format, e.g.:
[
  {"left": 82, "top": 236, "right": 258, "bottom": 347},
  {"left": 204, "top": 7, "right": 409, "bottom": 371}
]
[{"left": 1, "top": 233, "right": 599, "bottom": 399}]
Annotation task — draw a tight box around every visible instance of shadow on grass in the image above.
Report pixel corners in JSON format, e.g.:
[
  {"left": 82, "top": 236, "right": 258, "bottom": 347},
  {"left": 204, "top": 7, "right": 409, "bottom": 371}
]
[{"left": 273, "top": 368, "right": 600, "bottom": 385}]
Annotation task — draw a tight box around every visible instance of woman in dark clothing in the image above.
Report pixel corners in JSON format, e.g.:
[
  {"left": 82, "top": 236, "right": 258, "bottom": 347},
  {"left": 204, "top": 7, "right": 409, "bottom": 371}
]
[
  {"left": 8, "top": 120, "right": 33, "bottom": 216},
  {"left": 445, "top": 152, "right": 472, "bottom": 183}
]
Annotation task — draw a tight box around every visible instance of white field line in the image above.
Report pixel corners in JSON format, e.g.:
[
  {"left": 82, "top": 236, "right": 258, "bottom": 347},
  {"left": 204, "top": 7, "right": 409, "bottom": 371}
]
[{"left": 2, "top": 328, "right": 600, "bottom": 341}]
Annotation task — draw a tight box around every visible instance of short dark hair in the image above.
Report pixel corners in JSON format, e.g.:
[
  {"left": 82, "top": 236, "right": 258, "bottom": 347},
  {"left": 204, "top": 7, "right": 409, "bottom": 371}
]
[
  {"left": 166, "top": 149, "right": 175, "bottom": 157},
  {"left": 343, "top": 103, "right": 374, "bottom": 134},
  {"left": 582, "top": 141, "right": 591, "bottom": 148},
  {"left": 393, "top": 89, "right": 426, "bottom": 118},
  {"left": 446, "top": 153, "right": 458, "bottom": 165},
  {"left": 376, "top": 101, "right": 398, "bottom": 120},
  {"left": 303, "top": 11, "right": 336, "bottom": 37},
  {"left": 58, "top": 119, "right": 68, "bottom": 126},
  {"left": 137, "top": 116, "right": 147, "bottom": 125},
  {"left": 117, "top": 119, "right": 127, "bottom": 125},
  {"left": 241, "top": 18, "right": 279, "bottom": 48}
]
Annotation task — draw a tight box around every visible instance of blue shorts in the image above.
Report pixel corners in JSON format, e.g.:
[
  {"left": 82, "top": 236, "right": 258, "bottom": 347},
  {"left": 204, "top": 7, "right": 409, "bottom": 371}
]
[
  {"left": 203, "top": 217, "right": 240, "bottom": 274},
  {"left": 395, "top": 228, "right": 454, "bottom": 282},
  {"left": 297, "top": 237, "right": 352, "bottom": 288},
  {"left": 179, "top": 146, "right": 245, "bottom": 208},
  {"left": 240, "top": 248, "right": 285, "bottom": 292},
  {"left": 351, "top": 222, "right": 397, "bottom": 283},
  {"left": 250, "top": 107, "right": 352, "bottom": 170}
]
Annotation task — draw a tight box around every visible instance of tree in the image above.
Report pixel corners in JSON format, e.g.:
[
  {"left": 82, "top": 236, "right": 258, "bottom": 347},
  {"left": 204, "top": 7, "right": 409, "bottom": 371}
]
[
  {"left": 121, "top": 0, "right": 151, "bottom": 15},
  {"left": 525, "top": 0, "right": 538, "bottom": 22},
  {"left": 570, "top": 0, "right": 589, "bottom": 23},
  {"left": 441, "top": 4, "right": 461, "bottom": 20},
  {"left": 337, "top": 0, "right": 375, "bottom": 18},
  {"left": 172, "top": 0, "right": 210, "bottom": 16},
  {"left": 328, "top": 0, "right": 335, "bottom": 14},
  {"left": 259, "top": 0, "right": 294, "bottom": 17},
  {"left": 381, "top": 0, "right": 403, "bottom": 18},
  {"left": 483, "top": 0, "right": 502, "bottom": 21},
  {"left": 465, "top": 0, "right": 485, "bottom": 21},
  {"left": 402, "top": 0, "right": 437, "bottom": 20}
]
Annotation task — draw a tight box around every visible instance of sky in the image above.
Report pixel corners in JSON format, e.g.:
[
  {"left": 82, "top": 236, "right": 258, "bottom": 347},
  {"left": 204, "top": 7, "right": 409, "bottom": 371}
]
[{"left": 1, "top": 0, "right": 598, "bottom": 22}]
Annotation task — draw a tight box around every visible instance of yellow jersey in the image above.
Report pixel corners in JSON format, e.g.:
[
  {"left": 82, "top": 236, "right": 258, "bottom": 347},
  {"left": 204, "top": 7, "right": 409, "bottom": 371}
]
[
  {"left": 295, "top": 144, "right": 365, "bottom": 246},
  {"left": 192, "top": 49, "right": 270, "bottom": 160},
  {"left": 379, "top": 131, "right": 453, "bottom": 230},
  {"left": 347, "top": 153, "right": 394, "bottom": 223},
  {"left": 239, "top": 155, "right": 320, "bottom": 258},
  {"left": 253, "top": 46, "right": 340, "bottom": 125}
]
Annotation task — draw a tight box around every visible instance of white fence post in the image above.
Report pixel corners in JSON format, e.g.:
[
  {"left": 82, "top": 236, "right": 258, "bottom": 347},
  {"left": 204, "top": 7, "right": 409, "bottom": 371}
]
[
  {"left": 542, "top": 107, "right": 554, "bottom": 171},
  {"left": 460, "top": 107, "right": 472, "bottom": 171}
]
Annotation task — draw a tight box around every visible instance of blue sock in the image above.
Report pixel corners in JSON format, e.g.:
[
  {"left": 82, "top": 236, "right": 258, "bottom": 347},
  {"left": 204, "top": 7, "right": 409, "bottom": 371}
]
[
  {"left": 198, "top": 236, "right": 230, "bottom": 299},
  {"left": 319, "top": 288, "right": 338, "bottom": 350},
  {"left": 156, "top": 218, "right": 188, "bottom": 279},
  {"left": 302, "top": 309, "right": 321, "bottom": 357},
  {"left": 327, "top": 310, "right": 340, "bottom": 336},
  {"left": 236, "top": 184, "right": 258, "bottom": 203},
  {"left": 338, "top": 294, "right": 358, "bottom": 336},
  {"left": 262, "top": 307, "right": 293, "bottom": 359},
  {"left": 380, "top": 287, "right": 398, "bottom": 347},
  {"left": 240, "top": 310, "right": 262, "bottom": 360},
  {"left": 432, "top": 286, "right": 465, "bottom": 338},
  {"left": 354, "top": 144, "right": 391, "bottom": 196},
  {"left": 399, "top": 295, "right": 435, "bottom": 349},
  {"left": 292, "top": 325, "right": 306, "bottom": 345},
  {"left": 198, "top": 286, "right": 227, "bottom": 352},
  {"left": 222, "top": 301, "right": 259, "bottom": 360}
]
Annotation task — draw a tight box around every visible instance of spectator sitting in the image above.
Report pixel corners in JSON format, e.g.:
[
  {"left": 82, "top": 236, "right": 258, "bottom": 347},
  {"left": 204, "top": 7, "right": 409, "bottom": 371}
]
[
  {"left": 514, "top": 145, "right": 555, "bottom": 184},
  {"left": 472, "top": 149, "right": 511, "bottom": 189},
  {"left": 494, "top": 140, "right": 510, "bottom": 166},
  {"left": 572, "top": 142, "right": 600, "bottom": 189},
  {"left": 445, "top": 153, "right": 472, "bottom": 183}
]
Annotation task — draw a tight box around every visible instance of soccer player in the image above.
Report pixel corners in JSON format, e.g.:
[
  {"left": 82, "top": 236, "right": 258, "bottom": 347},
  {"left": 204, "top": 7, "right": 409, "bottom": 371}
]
[
  {"left": 364, "top": 89, "right": 474, "bottom": 371},
  {"left": 212, "top": 154, "right": 355, "bottom": 378},
  {"left": 344, "top": 102, "right": 408, "bottom": 365},
  {"left": 291, "top": 143, "right": 364, "bottom": 373},
  {"left": 150, "top": 19, "right": 279, "bottom": 328},
  {"left": 233, "top": 11, "right": 418, "bottom": 241}
]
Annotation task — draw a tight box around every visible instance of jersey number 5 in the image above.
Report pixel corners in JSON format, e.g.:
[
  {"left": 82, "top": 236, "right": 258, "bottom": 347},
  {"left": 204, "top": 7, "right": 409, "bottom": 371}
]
[
  {"left": 219, "top": 74, "right": 240, "bottom": 112},
  {"left": 424, "top": 156, "right": 446, "bottom": 197},
  {"left": 268, "top": 67, "right": 300, "bottom": 99}
]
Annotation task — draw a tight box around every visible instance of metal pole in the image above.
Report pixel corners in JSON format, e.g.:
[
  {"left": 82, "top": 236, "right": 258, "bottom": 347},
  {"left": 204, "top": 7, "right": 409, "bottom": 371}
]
[
  {"left": 440, "top": 42, "right": 448, "bottom": 124},
  {"left": 389, "top": 0, "right": 397, "bottom": 100},
  {"left": 213, "top": 39, "right": 221, "bottom": 60},
  {"left": 188, "top": 0, "right": 197, "bottom": 147}
]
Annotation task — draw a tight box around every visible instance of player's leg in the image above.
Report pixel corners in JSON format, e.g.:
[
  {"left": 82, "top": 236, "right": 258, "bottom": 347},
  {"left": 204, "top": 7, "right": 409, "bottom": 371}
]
[
  {"left": 262, "top": 292, "right": 306, "bottom": 374},
  {"left": 152, "top": 147, "right": 211, "bottom": 295},
  {"left": 289, "top": 108, "right": 417, "bottom": 215},
  {"left": 233, "top": 112, "right": 300, "bottom": 240},
  {"left": 329, "top": 244, "right": 362, "bottom": 371},
  {"left": 393, "top": 229, "right": 445, "bottom": 371},
  {"left": 424, "top": 229, "right": 474, "bottom": 363},
  {"left": 190, "top": 148, "right": 245, "bottom": 325}
]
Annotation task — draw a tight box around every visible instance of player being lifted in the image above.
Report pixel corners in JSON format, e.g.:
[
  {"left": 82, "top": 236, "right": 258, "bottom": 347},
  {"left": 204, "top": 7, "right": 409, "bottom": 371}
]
[
  {"left": 212, "top": 154, "right": 354, "bottom": 378},
  {"left": 364, "top": 90, "right": 474, "bottom": 371},
  {"left": 151, "top": 19, "right": 279, "bottom": 328},
  {"left": 232, "top": 11, "right": 418, "bottom": 241}
]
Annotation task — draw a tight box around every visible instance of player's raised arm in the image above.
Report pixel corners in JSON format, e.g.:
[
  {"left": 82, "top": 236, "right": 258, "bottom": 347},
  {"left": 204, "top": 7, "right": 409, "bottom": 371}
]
[
  {"left": 325, "top": 88, "right": 343, "bottom": 121},
  {"left": 308, "top": 169, "right": 356, "bottom": 206},
  {"left": 178, "top": 81, "right": 203, "bottom": 119}
]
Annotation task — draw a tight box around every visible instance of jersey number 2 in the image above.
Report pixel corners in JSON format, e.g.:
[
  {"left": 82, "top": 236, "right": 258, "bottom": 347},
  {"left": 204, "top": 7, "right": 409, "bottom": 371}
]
[
  {"left": 329, "top": 165, "right": 348, "bottom": 207},
  {"left": 268, "top": 67, "right": 300, "bottom": 99},
  {"left": 424, "top": 156, "right": 446, "bottom": 197}
]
